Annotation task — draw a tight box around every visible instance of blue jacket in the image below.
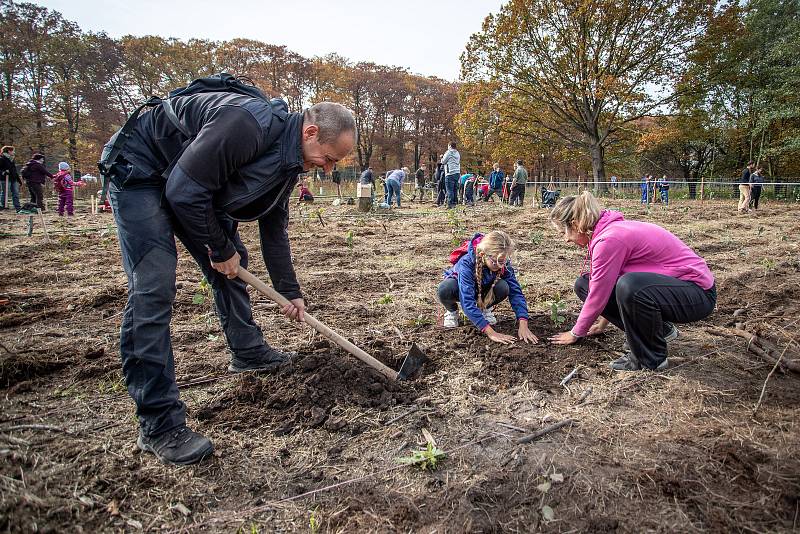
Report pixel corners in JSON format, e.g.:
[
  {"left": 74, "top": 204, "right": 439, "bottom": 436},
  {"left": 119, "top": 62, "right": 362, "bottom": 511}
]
[
  {"left": 489, "top": 170, "right": 505, "bottom": 190},
  {"left": 443, "top": 233, "right": 529, "bottom": 331}
]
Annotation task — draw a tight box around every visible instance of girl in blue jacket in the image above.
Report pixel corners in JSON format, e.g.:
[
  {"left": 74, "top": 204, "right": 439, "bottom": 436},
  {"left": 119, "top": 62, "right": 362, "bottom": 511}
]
[{"left": 437, "top": 231, "right": 538, "bottom": 345}]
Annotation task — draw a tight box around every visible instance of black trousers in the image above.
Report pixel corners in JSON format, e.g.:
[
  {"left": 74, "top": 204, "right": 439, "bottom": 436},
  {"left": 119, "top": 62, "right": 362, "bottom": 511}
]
[
  {"left": 509, "top": 184, "right": 525, "bottom": 206},
  {"left": 750, "top": 186, "right": 762, "bottom": 209},
  {"left": 26, "top": 181, "right": 44, "bottom": 209},
  {"left": 437, "top": 278, "right": 509, "bottom": 311},
  {"left": 574, "top": 272, "right": 716, "bottom": 369}
]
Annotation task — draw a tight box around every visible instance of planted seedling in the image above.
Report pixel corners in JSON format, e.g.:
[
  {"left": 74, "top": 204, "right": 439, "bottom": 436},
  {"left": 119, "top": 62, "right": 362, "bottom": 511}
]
[
  {"left": 545, "top": 293, "right": 567, "bottom": 327},
  {"left": 192, "top": 277, "right": 210, "bottom": 305},
  {"left": 377, "top": 294, "right": 393, "bottom": 305},
  {"left": 761, "top": 258, "right": 775, "bottom": 276},
  {"left": 345, "top": 230, "right": 354, "bottom": 248},
  {"left": 396, "top": 442, "right": 446, "bottom": 471}
]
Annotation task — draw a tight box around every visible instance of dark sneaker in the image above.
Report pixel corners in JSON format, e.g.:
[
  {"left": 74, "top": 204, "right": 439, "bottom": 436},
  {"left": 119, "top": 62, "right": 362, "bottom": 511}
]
[
  {"left": 622, "top": 322, "right": 680, "bottom": 351},
  {"left": 137, "top": 426, "right": 213, "bottom": 465},
  {"left": 610, "top": 353, "right": 668, "bottom": 372},
  {"left": 228, "top": 347, "right": 294, "bottom": 373}
]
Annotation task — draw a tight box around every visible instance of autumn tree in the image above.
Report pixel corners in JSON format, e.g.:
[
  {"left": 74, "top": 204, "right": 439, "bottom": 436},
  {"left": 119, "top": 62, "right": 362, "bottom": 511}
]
[{"left": 462, "top": 0, "right": 713, "bottom": 190}]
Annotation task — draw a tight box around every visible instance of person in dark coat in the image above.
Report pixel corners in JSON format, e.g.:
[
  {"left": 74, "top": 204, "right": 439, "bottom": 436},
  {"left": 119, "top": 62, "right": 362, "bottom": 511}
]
[
  {"left": 0, "top": 146, "right": 21, "bottom": 211},
  {"left": 21, "top": 153, "right": 52, "bottom": 210},
  {"left": 103, "top": 89, "right": 355, "bottom": 465}
]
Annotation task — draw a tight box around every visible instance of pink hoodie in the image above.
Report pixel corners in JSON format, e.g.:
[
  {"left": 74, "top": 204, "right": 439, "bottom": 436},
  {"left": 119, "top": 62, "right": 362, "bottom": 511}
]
[{"left": 573, "top": 210, "right": 714, "bottom": 336}]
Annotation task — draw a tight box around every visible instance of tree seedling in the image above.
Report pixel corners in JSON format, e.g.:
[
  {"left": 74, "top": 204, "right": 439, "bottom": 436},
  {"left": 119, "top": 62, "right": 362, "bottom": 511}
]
[
  {"left": 396, "top": 442, "right": 446, "bottom": 471},
  {"left": 192, "top": 277, "right": 210, "bottom": 305},
  {"left": 761, "top": 258, "right": 775, "bottom": 276},
  {"left": 377, "top": 294, "right": 393, "bottom": 305},
  {"left": 345, "top": 230, "right": 354, "bottom": 248},
  {"left": 545, "top": 293, "right": 567, "bottom": 327}
]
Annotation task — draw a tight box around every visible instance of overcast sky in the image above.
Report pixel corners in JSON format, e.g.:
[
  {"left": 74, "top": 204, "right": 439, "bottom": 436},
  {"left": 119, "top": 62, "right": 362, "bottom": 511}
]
[{"left": 36, "top": 0, "right": 505, "bottom": 81}]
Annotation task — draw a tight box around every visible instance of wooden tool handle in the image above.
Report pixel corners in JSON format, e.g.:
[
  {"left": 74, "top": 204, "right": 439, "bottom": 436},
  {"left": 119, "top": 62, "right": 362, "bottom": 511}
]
[{"left": 238, "top": 267, "right": 397, "bottom": 380}]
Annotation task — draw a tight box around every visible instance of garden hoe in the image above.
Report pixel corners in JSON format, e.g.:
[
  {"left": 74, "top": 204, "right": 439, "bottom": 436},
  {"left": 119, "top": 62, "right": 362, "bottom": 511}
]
[{"left": 238, "top": 268, "right": 428, "bottom": 381}]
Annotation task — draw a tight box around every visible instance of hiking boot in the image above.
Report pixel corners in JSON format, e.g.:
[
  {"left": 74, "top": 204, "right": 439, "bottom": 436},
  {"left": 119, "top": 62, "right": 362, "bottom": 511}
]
[
  {"left": 622, "top": 322, "right": 679, "bottom": 351},
  {"left": 228, "top": 347, "right": 294, "bottom": 373},
  {"left": 443, "top": 310, "right": 459, "bottom": 328},
  {"left": 137, "top": 425, "right": 213, "bottom": 465},
  {"left": 482, "top": 308, "right": 498, "bottom": 325},
  {"left": 610, "top": 353, "right": 668, "bottom": 372}
]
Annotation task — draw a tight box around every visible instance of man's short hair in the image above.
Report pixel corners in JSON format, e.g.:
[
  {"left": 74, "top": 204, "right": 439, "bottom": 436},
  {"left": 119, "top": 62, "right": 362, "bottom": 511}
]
[
  {"left": 33, "top": 153, "right": 45, "bottom": 161},
  {"left": 1, "top": 146, "right": 13, "bottom": 154},
  {"left": 516, "top": 159, "right": 523, "bottom": 166},
  {"left": 449, "top": 142, "right": 457, "bottom": 149},
  {"left": 304, "top": 102, "right": 356, "bottom": 145}
]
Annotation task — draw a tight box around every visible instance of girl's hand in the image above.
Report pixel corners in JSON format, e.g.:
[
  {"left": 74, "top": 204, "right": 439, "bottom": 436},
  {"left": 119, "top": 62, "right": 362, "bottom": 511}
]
[
  {"left": 485, "top": 326, "right": 517, "bottom": 345},
  {"left": 549, "top": 331, "right": 579, "bottom": 345},
  {"left": 517, "top": 321, "right": 539, "bottom": 344},
  {"left": 587, "top": 317, "right": 609, "bottom": 336}
]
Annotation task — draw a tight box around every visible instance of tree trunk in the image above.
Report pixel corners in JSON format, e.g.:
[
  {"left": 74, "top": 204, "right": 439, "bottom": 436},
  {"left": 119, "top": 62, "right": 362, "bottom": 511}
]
[{"left": 589, "top": 142, "right": 608, "bottom": 193}]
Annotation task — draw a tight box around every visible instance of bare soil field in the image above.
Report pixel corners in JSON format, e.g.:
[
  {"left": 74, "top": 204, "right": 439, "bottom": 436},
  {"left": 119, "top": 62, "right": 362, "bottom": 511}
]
[{"left": 1, "top": 197, "right": 799, "bottom": 533}]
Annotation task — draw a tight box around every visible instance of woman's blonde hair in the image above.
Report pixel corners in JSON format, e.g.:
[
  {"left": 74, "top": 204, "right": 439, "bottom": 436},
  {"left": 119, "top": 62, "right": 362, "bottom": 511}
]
[
  {"left": 550, "top": 190, "right": 602, "bottom": 235},
  {"left": 473, "top": 231, "right": 515, "bottom": 309}
]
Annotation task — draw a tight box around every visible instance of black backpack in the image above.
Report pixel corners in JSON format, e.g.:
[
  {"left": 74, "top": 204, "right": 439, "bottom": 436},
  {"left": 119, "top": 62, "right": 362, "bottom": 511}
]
[
  {"left": 98, "top": 73, "right": 271, "bottom": 201},
  {"left": 20, "top": 163, "right": 32, "bottom": 180}
]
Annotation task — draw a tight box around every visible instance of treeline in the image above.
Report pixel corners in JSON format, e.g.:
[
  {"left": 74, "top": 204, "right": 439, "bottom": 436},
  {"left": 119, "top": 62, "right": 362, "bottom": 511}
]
[
  {"left": 459, "top": 0, "right": 800, "bottom": 185},
  {"left": 0, "top": 0, "right": 458, "bottom": 175}
]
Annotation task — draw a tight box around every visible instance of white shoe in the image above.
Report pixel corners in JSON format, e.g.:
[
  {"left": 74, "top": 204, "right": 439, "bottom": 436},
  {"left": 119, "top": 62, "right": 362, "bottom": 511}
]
[
  {"left": 482, "top": 308, "right": 498, "bottom": 325},
  {"left": 443, "top": 310, "right": 459, "bottom": 328}
]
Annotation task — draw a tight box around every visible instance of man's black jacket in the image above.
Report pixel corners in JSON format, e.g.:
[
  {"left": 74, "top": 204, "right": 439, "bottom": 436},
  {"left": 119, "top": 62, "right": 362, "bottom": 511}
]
[
  {"left": 118, "top": 92, "right": 304, "bottom": 300},
  {"left": 0, "top": 155, "right": 19, "bottom": 183}
]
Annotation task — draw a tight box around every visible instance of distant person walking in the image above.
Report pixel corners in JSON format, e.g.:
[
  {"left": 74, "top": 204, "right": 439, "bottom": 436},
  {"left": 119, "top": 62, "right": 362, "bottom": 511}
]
[
  {"left": 434, "top": 163, "right": 446, "bottom": 206},
  {"left": 656, "top": 175, "right": 670, "bottom": 205},
  {"left": 738, "top": 162, "right": 754, "bottom": 214},
  {"left": 411, "top": 165, "right": 426, "bottom": 201},
  {"left": 441, "top": 142, "right": 461, "bottom": 208},
  {"left": 331, "top": 164, "right": 342, "bottom": 199},
  {"left": 509, "top": 160, "right": 527, "bottom": 206}
]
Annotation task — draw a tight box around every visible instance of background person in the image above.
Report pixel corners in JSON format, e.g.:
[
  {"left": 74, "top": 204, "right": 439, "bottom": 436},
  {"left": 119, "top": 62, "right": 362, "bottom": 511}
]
[
  {"left": 548, "top": 192, "right": 716, "bottom": 372},
  {"left": 509, "top": 160, "right": 527, "bottom": 206},
  {"left": 738, "top": 161, "right": 754, "bottom": 213},
  {"left": 441, "top": 142, "right": 461, "bottom": 208},
  {"left": 0, "top": 146, "right": 21, "bottom": 212},
  {"left": 385, "top": 167, "right": 408, "bottom": 207},
  {"left": 21, "top": 153, "right": 52, "bottom": 210},
  {"left": 749, "top": 167, "right": 764, "bottom": 210}
]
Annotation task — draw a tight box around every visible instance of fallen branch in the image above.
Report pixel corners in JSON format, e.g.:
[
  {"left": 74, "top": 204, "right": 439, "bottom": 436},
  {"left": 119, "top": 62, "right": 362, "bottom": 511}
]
[
  {"left": 517, "top": 419, "right": 575, "bottom": 445},
  {"left": 576, "top": 387, "right": 593, "bottom": 405},
  {"left": 4, "top": 424, "right": 72, "bottom": 435},
  {"left": 754, "top": 336, "right": 797, "bottom": 416},
  {"left": 708, "top": 326, "right": 800, "bottom": 374}
]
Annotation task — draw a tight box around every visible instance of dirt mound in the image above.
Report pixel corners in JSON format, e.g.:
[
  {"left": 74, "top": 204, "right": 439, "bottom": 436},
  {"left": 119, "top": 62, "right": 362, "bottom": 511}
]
[
  {"left": 196, "top": 339, "right": 419, "bottom": 434},
  {"left": 0, "top": 350, "right": 71, "bottom": 388}
]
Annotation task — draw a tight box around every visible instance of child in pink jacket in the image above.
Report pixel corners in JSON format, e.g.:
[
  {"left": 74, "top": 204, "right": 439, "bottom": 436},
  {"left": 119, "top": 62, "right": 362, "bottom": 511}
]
[
  {"left": 54, "top": 162, "right": 75, "bottom": 216},
  {"left": 548, "top": 191, "right": 716, "bottom": 371}
]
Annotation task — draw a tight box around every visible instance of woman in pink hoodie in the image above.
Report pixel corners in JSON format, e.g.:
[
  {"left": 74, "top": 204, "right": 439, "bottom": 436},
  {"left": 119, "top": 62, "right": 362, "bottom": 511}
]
[{"left": 548, "top": 191, "right": 716, "bottom": 371}]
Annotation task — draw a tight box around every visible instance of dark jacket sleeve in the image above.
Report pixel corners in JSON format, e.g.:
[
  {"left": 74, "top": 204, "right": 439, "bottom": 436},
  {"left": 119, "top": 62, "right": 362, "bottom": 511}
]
[
  {"left": 165, "top": 165, "right": 237, "bottom": 262},
  {"left": 257, "top": 192, "right": 302, "bottom": 300},
  {"left": 165, "top": 106, "right": 263, "bottom": 262}
]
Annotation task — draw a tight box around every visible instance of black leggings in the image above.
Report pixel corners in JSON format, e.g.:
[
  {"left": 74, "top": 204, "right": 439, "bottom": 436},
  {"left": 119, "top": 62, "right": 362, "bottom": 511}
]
[
  {"left": 750, "top": 186, "right": 762, "bottom": 209},
  {"left": 574, "top": 272, "right": 716, "bottom": 369},
  {"left": 437, "top": 278, "right": 510, "bottom": 311}
]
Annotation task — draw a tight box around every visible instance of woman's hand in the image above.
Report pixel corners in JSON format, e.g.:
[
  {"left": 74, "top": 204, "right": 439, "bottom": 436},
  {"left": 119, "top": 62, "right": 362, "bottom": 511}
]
[
  {"left": 549, "top": 331, "right": 579, "bottom": 345},
  {"left": 517, "top": 321, "right": 539, "bottom": 344},
  {"left": 587, "top": 317, "right": 609, "bottom": 336},
  {"left": 485, "top": 326, "right": 517, "bottom": 345}
]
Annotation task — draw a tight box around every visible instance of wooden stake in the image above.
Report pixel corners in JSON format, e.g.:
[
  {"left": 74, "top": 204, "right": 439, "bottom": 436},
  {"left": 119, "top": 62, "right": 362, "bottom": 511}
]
[
  {"left": 90, "top": 195, "right": 96, "bottom": 214},
  {"left": 36, "top": 208, "right": 49, "bottom": 242}
]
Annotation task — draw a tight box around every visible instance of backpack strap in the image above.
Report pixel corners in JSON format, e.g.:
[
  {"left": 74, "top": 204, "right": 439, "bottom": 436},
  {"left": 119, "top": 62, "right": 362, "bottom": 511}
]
[{"left": 97, "top": 96, "right": 161, "bottom": 203}]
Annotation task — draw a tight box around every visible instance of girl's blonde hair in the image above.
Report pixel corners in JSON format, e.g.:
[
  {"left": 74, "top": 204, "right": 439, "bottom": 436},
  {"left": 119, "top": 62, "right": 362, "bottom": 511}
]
[
  {"left": 474, "top": 230, "right": 515, "bottom": 309},
  {"left": 550, "top": 190, "right": 602, "bottom": 235}
]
